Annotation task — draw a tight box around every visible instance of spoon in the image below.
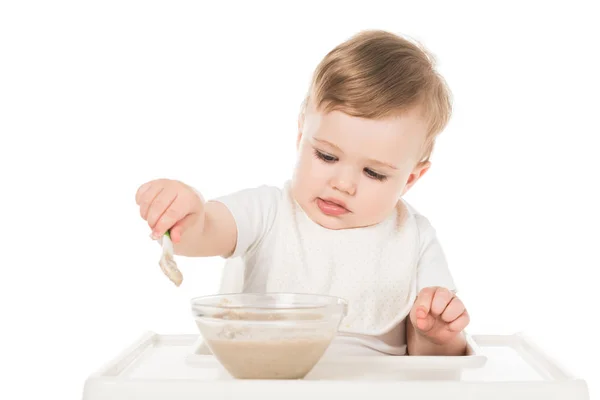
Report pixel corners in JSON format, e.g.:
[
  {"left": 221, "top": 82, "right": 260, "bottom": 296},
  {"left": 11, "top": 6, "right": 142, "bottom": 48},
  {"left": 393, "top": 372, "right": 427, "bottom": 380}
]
[{"left": 159, "top": 230, "right": 183, "bottom": 286}]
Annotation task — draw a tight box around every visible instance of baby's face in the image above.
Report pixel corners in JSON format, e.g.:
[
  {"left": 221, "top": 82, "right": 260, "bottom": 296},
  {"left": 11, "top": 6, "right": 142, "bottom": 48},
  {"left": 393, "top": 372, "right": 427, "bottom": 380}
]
[{"left": 291, "top": 104, "right": 430, "bottom": 230}]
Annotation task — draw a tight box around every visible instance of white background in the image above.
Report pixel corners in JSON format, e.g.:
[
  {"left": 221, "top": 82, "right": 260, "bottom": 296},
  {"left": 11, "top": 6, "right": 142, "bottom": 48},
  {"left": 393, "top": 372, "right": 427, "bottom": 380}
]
[{"left": 1, "top": 1, "right": 599, "bottom": 398}]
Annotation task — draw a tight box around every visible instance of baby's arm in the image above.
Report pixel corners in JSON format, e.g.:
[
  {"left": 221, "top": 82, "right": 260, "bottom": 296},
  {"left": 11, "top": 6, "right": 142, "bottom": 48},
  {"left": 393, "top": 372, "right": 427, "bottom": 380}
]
[
  {"left": 175, "top": 184, "right": 281, "bottom": 259},
  {"left": 405, "top": 215, "right": 469, "bottom": 355},
  {"left": 173, "top": 200, "right": 238, "bottom": 258}
]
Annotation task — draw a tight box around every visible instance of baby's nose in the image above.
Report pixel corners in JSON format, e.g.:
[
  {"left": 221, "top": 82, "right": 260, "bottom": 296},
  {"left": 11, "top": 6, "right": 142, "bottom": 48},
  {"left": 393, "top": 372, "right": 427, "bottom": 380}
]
[{"left": 331, "top": 168, "right": 357, "bottom": 196}]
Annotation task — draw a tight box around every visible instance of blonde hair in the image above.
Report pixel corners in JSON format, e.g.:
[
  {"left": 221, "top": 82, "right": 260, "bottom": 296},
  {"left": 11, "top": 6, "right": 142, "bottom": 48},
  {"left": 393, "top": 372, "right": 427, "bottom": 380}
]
[{"left": 302, "top": 30, "right": 452, "bottom": 163}]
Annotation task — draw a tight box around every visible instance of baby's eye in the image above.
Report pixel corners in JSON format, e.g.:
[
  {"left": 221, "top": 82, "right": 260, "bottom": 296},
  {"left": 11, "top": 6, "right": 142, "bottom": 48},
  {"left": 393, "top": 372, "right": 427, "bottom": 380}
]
[
  {"left": 314, "top": 149, "right": 337, "bottom": 163},
  {"left": 364, "top": 168, "right": 387, "bottom": 181}
]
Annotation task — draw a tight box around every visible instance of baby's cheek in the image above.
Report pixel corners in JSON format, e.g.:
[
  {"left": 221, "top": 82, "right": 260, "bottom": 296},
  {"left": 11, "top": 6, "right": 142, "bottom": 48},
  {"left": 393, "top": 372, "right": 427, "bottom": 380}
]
[
  {"left": 307, "top": 159, "right": 330, "bottom": 180},
  {"left": 369, "top": 186, "right": 402, "bottom": 221},
  {"left": 295, "top": 156, "right": 329, "bottom": 194},
  {"left": 366, "top": 184, "right": 397, "bottom": 206},
  {"left": 294, "top": 153, "right": 315, "bottom": 178},
  {"left": 360, "top": 194, "right": 389, "bottom": 218}
]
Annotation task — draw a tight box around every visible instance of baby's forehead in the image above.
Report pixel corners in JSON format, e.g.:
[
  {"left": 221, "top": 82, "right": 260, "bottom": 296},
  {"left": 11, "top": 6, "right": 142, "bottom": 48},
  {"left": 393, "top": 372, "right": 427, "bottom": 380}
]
[{"left": 308, "top": 104, "right": 427, "bottom": 133}]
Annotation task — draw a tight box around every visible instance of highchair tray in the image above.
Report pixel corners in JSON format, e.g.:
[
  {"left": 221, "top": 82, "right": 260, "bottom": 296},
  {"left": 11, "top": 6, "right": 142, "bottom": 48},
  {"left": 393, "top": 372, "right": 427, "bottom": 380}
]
[{"left": 82, "top": 331, "right": 589, "bottom": 400}]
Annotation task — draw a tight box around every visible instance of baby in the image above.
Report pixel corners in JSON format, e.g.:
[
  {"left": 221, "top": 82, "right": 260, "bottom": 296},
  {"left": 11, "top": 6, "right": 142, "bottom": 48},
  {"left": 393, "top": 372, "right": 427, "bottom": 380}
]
[{"left": 136, "top": 30, "right": 469, "bottom": 356}]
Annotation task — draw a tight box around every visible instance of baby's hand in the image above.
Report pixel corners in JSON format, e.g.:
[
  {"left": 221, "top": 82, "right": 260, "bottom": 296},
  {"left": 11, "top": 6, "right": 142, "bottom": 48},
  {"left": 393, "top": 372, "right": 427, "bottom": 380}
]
[
  {"left": 409, "top": 286, "right": 469, "bottom": 345},
  {"left": 135, "top": 179, "right": 205, "bottom": 243}
]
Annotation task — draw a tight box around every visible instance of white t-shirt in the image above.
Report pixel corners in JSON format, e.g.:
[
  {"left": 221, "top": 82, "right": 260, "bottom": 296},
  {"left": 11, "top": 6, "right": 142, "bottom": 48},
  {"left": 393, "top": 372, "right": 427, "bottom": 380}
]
[{"left": 213, "top": 182, "right": 456, "bottom": 355}]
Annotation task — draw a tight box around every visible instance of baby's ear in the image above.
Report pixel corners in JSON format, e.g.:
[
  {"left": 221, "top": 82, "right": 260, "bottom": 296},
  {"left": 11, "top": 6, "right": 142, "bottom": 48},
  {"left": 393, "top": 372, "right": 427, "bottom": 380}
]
[{"left": 402, "top": 161, "right": 431, "bottom": 195}]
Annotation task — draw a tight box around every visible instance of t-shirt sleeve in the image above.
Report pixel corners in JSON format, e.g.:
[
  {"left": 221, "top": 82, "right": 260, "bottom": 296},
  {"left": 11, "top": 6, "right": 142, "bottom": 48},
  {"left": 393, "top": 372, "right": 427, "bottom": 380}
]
[
  {"left": 415, "top": 215, "right": 457, "bottom": 293},
  {"left": 211, "top": 185, "right": 281, "bottom": 259}
]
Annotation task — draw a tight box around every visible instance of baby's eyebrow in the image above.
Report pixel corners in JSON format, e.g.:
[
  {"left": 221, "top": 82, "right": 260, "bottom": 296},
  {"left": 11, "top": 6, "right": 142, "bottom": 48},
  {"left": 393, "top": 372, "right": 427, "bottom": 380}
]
[
  {"left": 368, "top": 159, "right": 398, "bottom": 170},
  {"left": 313, "top": 138, "right": 341, "bottom": 151},
  {"left": 314, "top": 138, "right": 398, "bottom": 170}
]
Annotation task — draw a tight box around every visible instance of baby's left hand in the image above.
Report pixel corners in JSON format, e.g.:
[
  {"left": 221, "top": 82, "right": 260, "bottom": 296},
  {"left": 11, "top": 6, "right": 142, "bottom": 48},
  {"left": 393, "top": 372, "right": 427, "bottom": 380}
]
[{"left": 409, "top": 286, "right": 470, "bottom": 345}]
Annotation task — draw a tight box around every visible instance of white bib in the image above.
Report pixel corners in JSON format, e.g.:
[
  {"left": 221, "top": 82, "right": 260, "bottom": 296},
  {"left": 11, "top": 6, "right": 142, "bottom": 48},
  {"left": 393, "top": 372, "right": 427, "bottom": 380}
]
[{"left": 219, "top": 183, "right": 420, "bottom": 338}]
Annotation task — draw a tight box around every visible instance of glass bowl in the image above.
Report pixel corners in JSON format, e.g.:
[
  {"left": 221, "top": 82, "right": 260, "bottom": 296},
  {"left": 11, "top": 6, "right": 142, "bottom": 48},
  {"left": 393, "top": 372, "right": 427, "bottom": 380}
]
[{"left": 190, "top": 293, "right": 348, "bottom": 379}]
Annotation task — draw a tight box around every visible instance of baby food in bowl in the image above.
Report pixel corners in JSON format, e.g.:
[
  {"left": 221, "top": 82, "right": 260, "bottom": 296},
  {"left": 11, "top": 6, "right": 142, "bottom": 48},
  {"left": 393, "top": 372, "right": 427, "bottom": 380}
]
[{"left": 190, "top": 293, "right": 348, "bottom": 379}]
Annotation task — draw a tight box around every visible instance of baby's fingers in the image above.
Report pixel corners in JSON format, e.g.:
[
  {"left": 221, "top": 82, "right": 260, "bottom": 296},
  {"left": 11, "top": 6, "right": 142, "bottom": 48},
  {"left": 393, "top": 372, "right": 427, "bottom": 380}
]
[
  {"left": 139, "top": 184, "right": 164, "bottom": 221},
  {"left": 414, "top": 287, "right": 436, "bottom": 319},
  {"left": 152, "top": 195, "right": 188, "bottom": 239},
  {"left": 448, "top": 311, "right": 470, "bottom": 332},
  {"left": 146, "top": 188, "right": 178, "bottom": 231},
  {"left": 431, "top": 287, "right": 454, "bottom": 317},
  {"left": 136, "top": 181, "right": 153, "bottom": 205},
  {"left": 440, "top": 296, "right": 465, "bottom": 323}
]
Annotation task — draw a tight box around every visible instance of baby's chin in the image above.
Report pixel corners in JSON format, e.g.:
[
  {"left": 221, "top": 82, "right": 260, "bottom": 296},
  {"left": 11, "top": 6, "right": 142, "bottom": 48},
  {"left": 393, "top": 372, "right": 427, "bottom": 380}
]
[{"left": 312, "top": 216, "right": 352, "bottom": 230}]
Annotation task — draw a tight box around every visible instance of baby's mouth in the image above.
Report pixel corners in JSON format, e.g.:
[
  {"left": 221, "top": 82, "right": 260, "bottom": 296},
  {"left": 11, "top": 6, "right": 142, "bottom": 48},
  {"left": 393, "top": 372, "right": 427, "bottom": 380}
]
[{"left": 316, "top": 197, "right": 351, "bottom": 216}]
